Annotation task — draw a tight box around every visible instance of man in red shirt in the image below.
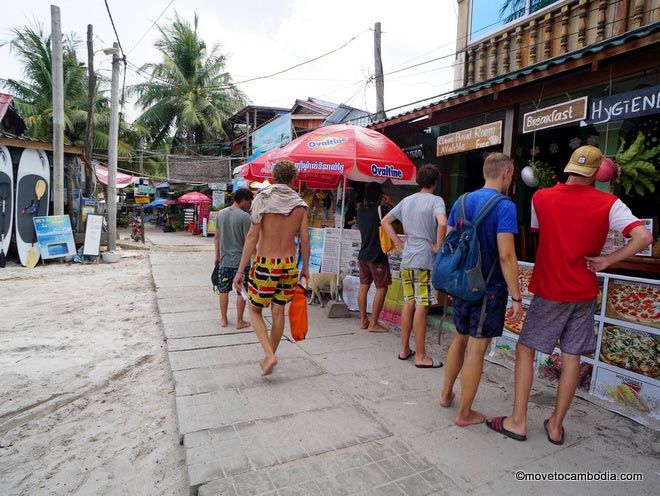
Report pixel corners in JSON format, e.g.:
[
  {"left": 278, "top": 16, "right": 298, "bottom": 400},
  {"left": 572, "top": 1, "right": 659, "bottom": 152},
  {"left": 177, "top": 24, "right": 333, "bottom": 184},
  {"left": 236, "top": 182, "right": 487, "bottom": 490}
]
[{"left": 487, "top": 145, "right": 653, "bottom": 444}]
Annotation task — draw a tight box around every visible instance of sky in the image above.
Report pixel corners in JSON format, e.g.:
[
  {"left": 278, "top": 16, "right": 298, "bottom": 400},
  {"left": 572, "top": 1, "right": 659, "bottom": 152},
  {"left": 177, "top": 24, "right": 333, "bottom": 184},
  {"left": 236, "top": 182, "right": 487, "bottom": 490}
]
[{"left": 0, "top": 0, "right": 458, "bottom": 122}]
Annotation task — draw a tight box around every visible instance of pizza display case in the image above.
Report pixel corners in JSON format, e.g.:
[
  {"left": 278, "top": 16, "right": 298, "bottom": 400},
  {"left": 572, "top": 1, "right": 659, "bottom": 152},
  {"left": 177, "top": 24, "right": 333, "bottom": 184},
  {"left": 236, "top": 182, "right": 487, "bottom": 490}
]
[{"left": 487, "top": 262, "right": 660, "bottom": 426}]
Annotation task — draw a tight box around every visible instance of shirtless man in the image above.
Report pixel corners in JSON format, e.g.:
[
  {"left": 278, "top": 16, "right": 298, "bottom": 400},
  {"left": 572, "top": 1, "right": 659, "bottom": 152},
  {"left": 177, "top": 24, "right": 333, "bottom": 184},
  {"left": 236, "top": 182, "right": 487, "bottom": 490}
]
[{"left": 234, "top": 160, "right": 309, "bottom": 375}]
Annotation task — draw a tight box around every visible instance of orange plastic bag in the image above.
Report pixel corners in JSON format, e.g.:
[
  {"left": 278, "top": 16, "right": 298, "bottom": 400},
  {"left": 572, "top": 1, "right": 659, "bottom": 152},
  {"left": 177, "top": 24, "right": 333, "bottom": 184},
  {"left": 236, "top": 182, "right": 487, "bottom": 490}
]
[{"left": 289, "top": 282, "right": 308, "bottom": 341}]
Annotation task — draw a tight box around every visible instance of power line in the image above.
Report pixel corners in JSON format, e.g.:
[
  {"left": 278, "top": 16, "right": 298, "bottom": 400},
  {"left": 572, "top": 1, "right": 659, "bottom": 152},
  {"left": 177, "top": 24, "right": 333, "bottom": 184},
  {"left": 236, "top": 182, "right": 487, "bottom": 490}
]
[
  {"left": 127, "top": 0, "right": 175, "bottom": 55},
  {"left": 103, "top": 0, "right": 126, "bottom": 56}
]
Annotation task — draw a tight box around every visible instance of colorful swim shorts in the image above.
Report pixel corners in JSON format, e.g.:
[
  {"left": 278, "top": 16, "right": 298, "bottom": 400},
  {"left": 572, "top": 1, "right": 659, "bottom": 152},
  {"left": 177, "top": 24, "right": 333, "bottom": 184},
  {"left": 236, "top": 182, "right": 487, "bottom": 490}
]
[
  {"left": 247, "top": 256, "right": 299, "bottom": 308},
  {"left": 217, "top": 266, "right": 250, "bottom": 294},
  {"left": 401, "top": 268, "right": 437, "bottom": 306}
]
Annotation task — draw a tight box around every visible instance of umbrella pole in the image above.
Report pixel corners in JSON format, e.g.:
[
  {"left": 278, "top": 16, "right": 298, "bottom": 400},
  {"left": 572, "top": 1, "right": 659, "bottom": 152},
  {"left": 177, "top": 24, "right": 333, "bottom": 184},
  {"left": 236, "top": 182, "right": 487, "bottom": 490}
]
[{"left": 335, "top": 175, "right": 346, "bottom": 302}]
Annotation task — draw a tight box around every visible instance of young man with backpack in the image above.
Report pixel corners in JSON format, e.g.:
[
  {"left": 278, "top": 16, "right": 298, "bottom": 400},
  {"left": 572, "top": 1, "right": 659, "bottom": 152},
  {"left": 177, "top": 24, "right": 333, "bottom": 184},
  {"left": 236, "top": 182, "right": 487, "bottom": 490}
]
[
  {"left": 357, "top": 182, "right": 392, "bottom": 332},
  {"left": 438, "top": 152, "right": 523, "bottom": 426},
  {"left": 381, "top": 164, "right": 447, "bottom": 368}
]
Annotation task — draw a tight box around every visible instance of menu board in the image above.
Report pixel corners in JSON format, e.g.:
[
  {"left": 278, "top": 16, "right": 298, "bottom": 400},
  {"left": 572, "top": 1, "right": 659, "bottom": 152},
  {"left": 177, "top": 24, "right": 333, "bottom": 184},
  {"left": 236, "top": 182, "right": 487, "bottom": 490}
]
[
  {"left": 601, "top": 218, "right": 653, "bottom": 257},
  {"left": 592, "top": 367, "right": 659, "bottom": 423},
  {"left": 605, "top": 279, "right": 660, "bottom": 329},
  {"left": 320, "top": 228, "right": 361, "bottom": 276}
]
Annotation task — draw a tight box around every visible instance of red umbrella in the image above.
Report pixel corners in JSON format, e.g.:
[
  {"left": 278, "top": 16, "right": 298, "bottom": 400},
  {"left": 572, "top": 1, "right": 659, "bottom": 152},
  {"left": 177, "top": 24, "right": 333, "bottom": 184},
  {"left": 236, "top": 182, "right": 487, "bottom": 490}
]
[
  {"left": 240, "top": 151, "right": 338, "bottom": 190},
  {"left": 240, "top": 124, "right": 417, "bottom": 187},
  {"left": 177, "top": 191, "right": 212, "bottom": 204}
]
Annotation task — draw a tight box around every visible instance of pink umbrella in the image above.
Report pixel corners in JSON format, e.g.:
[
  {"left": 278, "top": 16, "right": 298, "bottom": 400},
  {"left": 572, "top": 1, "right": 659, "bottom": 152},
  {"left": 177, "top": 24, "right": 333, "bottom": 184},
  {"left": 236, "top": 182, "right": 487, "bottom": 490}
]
[{"left": 177, "top": 191, "right": 212, "bottom": 204}]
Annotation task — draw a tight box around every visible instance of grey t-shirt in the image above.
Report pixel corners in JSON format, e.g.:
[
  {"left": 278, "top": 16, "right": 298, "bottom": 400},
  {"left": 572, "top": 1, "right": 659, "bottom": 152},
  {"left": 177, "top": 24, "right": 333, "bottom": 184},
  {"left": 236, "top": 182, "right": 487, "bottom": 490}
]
[
  {"left": 216, "top": 206, "right": 251, "bottom": 268},
  {"left": 389, "top": 192, "right": 446, "bottom": 270}
]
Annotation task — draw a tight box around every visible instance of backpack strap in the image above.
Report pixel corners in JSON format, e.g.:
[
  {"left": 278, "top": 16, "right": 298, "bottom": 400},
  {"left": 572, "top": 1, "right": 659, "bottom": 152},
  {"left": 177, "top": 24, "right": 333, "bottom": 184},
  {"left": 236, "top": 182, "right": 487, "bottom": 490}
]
[
  {"left": 456, "top": 193, "right": 468, "bottom": 231},
  {"left": 472, "top": 193, "right": 506, "bottom": 227},
  {"left": 377, "top": 205, "right": 383, "bottom": 221}
]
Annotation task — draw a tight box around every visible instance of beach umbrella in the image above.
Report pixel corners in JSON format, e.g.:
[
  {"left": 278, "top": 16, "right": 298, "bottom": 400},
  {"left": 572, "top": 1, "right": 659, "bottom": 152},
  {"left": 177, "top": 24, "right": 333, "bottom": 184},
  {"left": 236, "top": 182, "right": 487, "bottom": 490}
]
[{"left": 177, "top": 191, "right": 212, "bottom": 204}]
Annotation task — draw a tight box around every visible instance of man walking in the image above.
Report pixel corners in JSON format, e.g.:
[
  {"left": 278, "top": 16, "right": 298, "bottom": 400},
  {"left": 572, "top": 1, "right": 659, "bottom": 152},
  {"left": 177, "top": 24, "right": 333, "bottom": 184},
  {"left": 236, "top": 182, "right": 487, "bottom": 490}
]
[
  {"left": 488, "top": 145, "right": 652, "bottom": 443},
  {"left": 234, "top": 161, "right": 309, "bottom": 376},
  {"left": 381, "top": 164, "right": 447, "bottom": 368},
  {"left": 214, "top": 188, "right": 253, "bottom": 329},
  {"left": 439, "top": 153, "right": 523, "bottom": 426},
  {"left": 357, "top": 182, "right": 392, "bottom": 332}
]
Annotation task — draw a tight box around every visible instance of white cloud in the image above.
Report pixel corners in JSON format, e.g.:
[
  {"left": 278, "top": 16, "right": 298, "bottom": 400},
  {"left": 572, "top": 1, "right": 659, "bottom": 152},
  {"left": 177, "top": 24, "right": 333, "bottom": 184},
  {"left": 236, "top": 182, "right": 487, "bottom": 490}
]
[{"left": 1, "top": 0, "right": 457, "bottom": 121}]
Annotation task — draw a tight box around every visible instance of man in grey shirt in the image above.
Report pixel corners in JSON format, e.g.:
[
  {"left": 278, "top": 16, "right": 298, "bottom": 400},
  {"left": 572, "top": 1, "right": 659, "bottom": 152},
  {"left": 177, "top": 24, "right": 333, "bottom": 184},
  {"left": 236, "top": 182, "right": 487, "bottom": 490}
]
[
  {"left": 214, "top": 188, "right": 253, "bottom": 328},
  {"left": 382, "top": 164, "right": 447, "bottom": 368}
]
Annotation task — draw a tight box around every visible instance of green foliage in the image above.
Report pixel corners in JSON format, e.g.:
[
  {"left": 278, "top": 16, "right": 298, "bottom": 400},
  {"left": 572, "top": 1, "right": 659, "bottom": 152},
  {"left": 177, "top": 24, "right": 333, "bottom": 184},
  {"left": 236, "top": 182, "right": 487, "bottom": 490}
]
[
  {"left": 615, "top": 132, "right": 660, "bottom": 197},
  {"left": 131, "top": 13, "right": 246, "bottom": 153},
  {"left": 530, "top": 159, "right": 557, "bottom": 189}
]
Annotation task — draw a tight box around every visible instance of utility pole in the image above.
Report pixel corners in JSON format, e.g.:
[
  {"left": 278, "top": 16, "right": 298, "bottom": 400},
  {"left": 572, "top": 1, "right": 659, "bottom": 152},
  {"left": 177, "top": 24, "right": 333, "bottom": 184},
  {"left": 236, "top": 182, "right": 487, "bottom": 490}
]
[
  {"left": 139, "top": 144, "right": 144, "bottom": 244},
  {"left": 107, "top": 42, "right": 120, "bottom": 253},
  {"left": 374, "top": 22, "right": 385, "bottom": 120},
  {"left": 51, "top": 5, "right": 64, "bottom": 215},
  {"left": 84, "top": 24, "right": 96, "bottom": 197}
]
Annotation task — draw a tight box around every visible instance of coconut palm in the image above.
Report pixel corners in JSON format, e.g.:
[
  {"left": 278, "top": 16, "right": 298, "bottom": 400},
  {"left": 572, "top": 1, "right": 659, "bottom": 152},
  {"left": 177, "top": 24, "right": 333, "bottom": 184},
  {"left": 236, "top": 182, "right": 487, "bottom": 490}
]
[{"left": 132, "top": 13, "right": 246, "bottom": 153}]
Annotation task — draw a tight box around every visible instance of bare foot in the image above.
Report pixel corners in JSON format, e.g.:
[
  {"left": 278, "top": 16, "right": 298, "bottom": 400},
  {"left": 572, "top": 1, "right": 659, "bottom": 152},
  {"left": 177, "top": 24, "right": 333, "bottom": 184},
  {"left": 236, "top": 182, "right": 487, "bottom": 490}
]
[
  {"left": 261, "top": 355, "right": 278, "bottom": 376},
  {"left": 439, "top": 391, "right": 454, "bottom": 408},
  {"left": 360, "top": 319, "right": 369, "bottom": 330},
  {"left": 454, "top": 410, "right": 486, "bottom": 427},
  {"left": 368, "top": 323, "right": 388, "bottom": 333},
  {"left": 220, "top": 318, "right": 228, "bottom": 328},
  {"left": 236, "top": 320, "right": 250, "bottom": 329}
]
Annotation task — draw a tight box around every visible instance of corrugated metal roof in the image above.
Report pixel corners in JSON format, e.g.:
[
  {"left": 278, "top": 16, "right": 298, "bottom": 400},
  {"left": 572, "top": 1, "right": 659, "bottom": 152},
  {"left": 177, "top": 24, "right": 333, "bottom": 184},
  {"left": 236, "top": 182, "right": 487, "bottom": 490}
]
[
  {"left": 370, "top": 22, "right": 660, "bottom": 127},
  {"left": 0, "top": 131, "right": 84, "bottom": 154}
]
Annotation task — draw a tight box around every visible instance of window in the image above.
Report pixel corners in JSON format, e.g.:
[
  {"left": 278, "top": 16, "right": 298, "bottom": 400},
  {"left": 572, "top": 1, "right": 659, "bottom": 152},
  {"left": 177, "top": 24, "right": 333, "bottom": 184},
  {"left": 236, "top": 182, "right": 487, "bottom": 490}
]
[{"left": 469, "top": 0, "right": 561, "bottom": 41}]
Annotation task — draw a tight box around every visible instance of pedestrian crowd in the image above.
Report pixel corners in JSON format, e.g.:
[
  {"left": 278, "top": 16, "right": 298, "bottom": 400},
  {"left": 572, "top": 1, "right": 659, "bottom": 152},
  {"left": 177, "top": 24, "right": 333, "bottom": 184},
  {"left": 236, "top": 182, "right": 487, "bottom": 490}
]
[{"left": 212, "top": 147, "right": 652, "bottom": 444}]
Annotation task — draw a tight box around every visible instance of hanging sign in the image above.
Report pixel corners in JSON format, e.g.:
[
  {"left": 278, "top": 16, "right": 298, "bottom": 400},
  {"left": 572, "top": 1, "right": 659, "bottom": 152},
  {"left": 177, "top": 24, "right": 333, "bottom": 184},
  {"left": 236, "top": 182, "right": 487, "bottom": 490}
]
[
  {"left": 523, "top": 97, "right": 588, "bottom": 133},
  {"left": 402, "top": 144, "right": 424, "bottom": 160},
  {"left": 585, "top": 84, "right": 660, "bottom": 125},
  {"left": 437, "top": 121, "right": 502, "bottom": 156}
]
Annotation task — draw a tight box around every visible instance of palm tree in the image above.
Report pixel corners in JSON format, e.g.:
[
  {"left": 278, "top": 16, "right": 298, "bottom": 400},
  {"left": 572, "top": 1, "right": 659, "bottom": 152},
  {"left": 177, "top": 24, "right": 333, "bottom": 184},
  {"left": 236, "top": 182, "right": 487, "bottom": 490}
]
[
  {"left": 132, "top": 13, "right": 246, "bottom": 154},
  {"left": 1, "top": 24, "right": 87, "bottom": 143}
]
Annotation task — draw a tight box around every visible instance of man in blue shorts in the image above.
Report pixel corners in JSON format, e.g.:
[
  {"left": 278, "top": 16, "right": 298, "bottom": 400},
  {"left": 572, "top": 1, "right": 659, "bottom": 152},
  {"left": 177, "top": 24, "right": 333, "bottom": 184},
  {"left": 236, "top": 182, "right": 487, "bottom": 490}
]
[
  {"left": 439, "top": 153, "right": 523, "bottom": 426},
  {"left": 214, "top": 188, "right": 253, "bottom": 328}
]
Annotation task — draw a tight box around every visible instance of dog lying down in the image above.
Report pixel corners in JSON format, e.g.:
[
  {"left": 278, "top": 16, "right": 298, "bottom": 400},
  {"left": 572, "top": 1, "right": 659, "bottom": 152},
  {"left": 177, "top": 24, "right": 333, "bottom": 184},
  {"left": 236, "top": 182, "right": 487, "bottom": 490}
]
[{"left": 308, "top": 269, "right": 347, "bottom": 307}]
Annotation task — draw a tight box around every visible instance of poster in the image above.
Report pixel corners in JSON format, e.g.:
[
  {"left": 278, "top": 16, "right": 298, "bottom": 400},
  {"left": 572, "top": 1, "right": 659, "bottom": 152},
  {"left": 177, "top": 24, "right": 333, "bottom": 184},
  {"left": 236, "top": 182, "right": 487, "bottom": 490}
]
[
  {"left": 599, "top": 324, "right": 660, "bottom": 379},
  {"left": 249, "top": 114, "right": 292, "bottom": 160},
  {"left": 605, "top": 278, "right": 660, "bottom": 329},
  {"left": 83, "top": 214, "right": 103, "bottom": 256},
  {"left": 592, "top": 366, "right": 659, "bottom": 423},
  {"left": 212, "top": 190, "right": 225, "bottom": 209},
  {"left": 33, "top": 215, "right": 76, "bottom": 259},
  {"left": 601, "top": 219, "right": 653, "bottom": 257},
  {"left": 309, "top": 228, "right": 325, "bottom": 273},
  {"left": 320, "top": 228, "right": 361, "bottom": 276},
  {"left": 342, "top": 275, "right": 378, "bottom": 313}
]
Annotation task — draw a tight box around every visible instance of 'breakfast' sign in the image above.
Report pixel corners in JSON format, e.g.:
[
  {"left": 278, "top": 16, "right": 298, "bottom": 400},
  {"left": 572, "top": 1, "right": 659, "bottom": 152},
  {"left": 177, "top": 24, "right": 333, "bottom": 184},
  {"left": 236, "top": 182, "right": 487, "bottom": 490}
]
[{"left": 523, "top": 97, "right": 588, "bottom": 133}]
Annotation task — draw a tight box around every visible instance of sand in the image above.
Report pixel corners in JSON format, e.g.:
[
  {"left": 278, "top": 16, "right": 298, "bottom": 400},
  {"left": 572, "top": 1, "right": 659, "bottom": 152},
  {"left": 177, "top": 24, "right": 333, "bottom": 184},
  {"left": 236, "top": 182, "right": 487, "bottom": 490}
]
[{"left": 0, "top": 252, "right": 187, "bottom": 496}]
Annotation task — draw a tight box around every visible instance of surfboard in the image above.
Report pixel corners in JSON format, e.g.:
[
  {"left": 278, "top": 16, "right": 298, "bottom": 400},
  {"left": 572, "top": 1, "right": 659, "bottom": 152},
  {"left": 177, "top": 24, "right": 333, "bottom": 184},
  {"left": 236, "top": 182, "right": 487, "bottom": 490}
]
[
  {"left": 0, "top": 145, "right": 13, "bottom": 265},
  {"left": 15, "top": 149, "right": 50, "bottom": 267}
]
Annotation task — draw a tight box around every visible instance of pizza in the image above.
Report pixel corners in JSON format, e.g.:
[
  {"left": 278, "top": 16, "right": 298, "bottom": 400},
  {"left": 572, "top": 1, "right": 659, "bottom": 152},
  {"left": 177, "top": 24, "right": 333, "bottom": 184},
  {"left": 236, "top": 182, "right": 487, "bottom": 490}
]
[
  {"left": 608, "top": 281, "right": 660, "bottom": 327},
  {"left": 600, "top": 326, "right": 660, "bottom": 378},
  {"left": 518, "top": 268, "right": 533, "bottom": 299},
  {"left": 504, "top": 307, "right": 527, "bottom": 335}
]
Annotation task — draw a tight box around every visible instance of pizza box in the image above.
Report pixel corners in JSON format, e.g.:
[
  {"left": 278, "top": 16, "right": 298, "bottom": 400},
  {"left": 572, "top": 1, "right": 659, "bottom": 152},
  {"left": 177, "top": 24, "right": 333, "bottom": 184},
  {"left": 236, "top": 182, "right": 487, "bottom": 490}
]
[{"left": 598, "top": 324, "right": 660, "bottom": 379}]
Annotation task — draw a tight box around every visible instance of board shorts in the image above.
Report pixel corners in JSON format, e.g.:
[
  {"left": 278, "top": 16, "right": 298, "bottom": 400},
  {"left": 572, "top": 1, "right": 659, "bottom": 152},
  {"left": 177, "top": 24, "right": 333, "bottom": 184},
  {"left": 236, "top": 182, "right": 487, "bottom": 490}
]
[
  {"left": 217, "top": 266, "right": 250, "bottom": 294},
  {"left": 401, "top": 268, "right": 437, "bottom": 306},
  {"left": 247, "top": 256, "right": 299, "bottom": 308},
  {"left": 358, "top": 260, "right": 392, "bottom": 289},
  {"left": 452, "top": 293, "right": 508, "bottom": 339},
  {"left": 518, "top": 296, "right": 598, "bottom": 355}
]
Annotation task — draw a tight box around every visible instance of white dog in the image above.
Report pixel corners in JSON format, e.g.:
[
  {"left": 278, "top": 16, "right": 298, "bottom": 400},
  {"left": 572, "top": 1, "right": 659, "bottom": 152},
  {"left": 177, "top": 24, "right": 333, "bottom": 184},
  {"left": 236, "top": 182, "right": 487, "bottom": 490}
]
[{"left": 308, "top": 269, "right": 347, "bottom": 307}]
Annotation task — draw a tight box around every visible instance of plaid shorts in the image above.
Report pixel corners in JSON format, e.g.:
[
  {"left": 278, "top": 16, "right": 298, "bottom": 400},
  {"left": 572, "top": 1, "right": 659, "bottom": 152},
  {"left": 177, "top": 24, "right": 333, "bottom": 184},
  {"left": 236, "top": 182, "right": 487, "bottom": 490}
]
[
  {"left": 217, "top": 266, "right": 250, "bottom": 293},
  {"left": 247, "top": 256, "right": 299, "bottom": 308},
  {"left": 401, "top": 268, "right": 437, "bottom": 306}
]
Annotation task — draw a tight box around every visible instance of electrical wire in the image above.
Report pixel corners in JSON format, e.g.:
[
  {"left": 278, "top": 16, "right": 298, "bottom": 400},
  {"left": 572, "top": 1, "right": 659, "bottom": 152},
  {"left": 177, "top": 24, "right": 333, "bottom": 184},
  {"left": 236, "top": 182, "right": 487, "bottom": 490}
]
[
  {"left": 127, "top": 0, "right": 176, "bottom": 55},
  {"left": 103, "top": 0, "right": 126, "bottom": 56}
]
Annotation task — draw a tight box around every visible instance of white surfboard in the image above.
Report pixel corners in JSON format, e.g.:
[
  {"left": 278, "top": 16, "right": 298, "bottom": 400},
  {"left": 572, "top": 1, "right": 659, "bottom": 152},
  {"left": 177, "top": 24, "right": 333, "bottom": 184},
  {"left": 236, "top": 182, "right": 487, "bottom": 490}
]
[
  {"left": 15, "top": 149, "right": 50, "bottom": 267},
  {"left": 0, "top": 145, "right": 13, "bottom": 261}
]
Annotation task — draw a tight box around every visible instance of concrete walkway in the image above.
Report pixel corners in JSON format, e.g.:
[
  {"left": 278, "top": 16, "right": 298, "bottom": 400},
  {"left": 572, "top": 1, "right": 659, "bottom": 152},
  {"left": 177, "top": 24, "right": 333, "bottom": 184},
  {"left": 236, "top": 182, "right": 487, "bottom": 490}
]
[{"left": 149, "top": 246, "right": 658, "bottom": 496}]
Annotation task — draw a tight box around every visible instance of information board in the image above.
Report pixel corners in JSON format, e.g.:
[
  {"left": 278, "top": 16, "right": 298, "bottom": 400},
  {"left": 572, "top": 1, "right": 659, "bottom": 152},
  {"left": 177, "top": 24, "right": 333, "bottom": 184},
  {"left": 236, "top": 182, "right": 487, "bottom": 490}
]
[
  {"left": 83, "top": 214, "right": 103, "bottom": 256},
  {"left": 33, "top": 215, "right": 76, "bottom": 259}
]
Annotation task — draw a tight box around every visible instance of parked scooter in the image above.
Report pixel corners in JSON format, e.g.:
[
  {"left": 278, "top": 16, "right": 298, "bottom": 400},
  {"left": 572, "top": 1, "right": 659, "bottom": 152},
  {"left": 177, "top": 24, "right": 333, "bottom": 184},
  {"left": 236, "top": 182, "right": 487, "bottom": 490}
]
[{"left": 130, "top": 216, "right": 142, "bottom": 242}]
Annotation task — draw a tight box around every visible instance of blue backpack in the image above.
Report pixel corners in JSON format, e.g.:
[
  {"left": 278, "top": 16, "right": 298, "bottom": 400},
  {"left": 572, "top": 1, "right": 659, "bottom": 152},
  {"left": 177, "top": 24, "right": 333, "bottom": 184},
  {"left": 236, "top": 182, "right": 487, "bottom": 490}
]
[{"left": 432, "top": 192, "right": 505, "bottom": 301}]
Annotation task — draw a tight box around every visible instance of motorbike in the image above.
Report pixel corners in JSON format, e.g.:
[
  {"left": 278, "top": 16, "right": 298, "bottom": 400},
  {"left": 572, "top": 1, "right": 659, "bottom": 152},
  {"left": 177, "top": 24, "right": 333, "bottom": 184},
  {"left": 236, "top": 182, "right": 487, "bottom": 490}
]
[{"left": 130, "top": 216, "right": 142, "bottom": 242}]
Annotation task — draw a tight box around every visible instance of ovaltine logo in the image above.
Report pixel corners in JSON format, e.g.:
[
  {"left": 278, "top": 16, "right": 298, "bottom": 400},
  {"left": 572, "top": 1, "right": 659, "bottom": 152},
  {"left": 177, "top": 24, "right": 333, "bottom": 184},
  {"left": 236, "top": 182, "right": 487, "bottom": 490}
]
[
  {"left": 307, "top": 136, "right": 349, "bottom": 148},
  {"left": 371, "top": 164, "right": 403, "bottom": 179}
]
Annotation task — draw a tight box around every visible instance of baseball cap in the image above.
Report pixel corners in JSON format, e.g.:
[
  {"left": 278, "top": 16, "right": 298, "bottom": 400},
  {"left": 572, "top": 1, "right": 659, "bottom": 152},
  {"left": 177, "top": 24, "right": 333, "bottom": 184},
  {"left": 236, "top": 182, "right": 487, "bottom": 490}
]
[{"left": 564, "top": 145, "right": 603, "bottom": 177}]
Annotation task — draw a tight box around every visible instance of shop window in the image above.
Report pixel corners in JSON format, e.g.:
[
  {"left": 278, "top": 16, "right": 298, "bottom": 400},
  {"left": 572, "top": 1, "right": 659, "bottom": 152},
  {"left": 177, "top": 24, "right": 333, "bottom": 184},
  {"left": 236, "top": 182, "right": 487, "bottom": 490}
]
[{"left": 469, "top": 0, "right": 561, "bottom": 41}]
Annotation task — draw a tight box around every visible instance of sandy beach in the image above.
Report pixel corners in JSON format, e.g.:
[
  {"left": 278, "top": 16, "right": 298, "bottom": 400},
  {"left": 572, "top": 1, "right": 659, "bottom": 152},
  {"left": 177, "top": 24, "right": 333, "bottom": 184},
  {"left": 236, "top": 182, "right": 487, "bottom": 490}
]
[{"left": 0, "top": 252, "right": 187, "bottom": 496}]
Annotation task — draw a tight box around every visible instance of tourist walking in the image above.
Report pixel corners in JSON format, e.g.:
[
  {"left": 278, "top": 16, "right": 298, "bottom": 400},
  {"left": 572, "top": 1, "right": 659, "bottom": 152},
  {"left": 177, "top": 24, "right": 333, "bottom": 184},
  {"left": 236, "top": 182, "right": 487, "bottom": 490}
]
[
  {"left": 381, "top": 164, "right": 447, "bottom": 368},
  {"left": 357, "top": 182, "right": 392, "bottom": 332},
  {"left": 214, "top": 188, "right": 253, "bottom": 328},
  {"left": 487, "top": 145, "right": 653, "bottom": 443},
  {"left": 439, "top": 153, "right": 523, "bottom": 426},
  {"left": 233, "top": 161, "right": 309, "bottom": 376}
]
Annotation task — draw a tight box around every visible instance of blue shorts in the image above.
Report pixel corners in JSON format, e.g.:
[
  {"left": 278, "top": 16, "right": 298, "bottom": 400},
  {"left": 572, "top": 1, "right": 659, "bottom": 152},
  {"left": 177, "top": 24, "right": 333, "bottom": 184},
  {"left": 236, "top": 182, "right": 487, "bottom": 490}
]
[
  {"left": 452, "top": 293, "right": 508, "bottom": 339},
  {"left": 217, "top": 266, "right": 249, "bottom": 294}
]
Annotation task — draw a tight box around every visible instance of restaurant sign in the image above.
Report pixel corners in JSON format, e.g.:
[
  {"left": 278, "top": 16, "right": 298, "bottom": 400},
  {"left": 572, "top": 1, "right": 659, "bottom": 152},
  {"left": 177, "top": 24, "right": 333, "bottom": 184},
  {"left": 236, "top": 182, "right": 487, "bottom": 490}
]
[
  {"left": 437, "top": 121, "right": 502, "bottom": 157},
  {"left": 585, "top": 84, "right": 660, "bottom": 125},
  {"left": 402, "top": 144, "right": 424, "bottom": 160},
  {"left": 523, "top": 97, "right": 588, "bottom": 133}
]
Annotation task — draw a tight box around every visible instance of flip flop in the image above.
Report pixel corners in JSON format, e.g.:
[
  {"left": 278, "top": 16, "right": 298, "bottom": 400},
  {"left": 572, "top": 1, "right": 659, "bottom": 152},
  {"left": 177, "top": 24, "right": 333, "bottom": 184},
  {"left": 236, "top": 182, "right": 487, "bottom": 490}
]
[
  {"left": 543, "top": 419, "right": 564, "bottom": 445},
  {"left": 415, "top": 358, "right": 443, "bottom": 369},
  {"left": 486, "top": 416, "right": 527, "bottom": 442},
  {"left": 398, "top": 350, "right": 415, "bottom": 361}
]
